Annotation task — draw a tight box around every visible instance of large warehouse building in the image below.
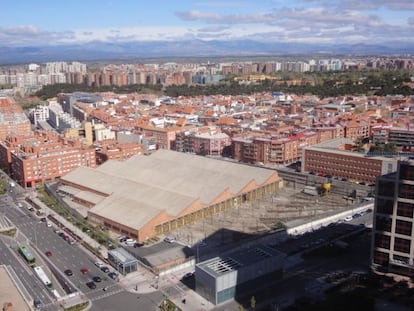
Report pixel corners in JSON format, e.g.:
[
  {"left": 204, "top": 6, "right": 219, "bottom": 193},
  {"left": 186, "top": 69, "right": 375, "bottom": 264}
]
[{"left": 59, "top": 150, "right": 282, "bottom": 242}]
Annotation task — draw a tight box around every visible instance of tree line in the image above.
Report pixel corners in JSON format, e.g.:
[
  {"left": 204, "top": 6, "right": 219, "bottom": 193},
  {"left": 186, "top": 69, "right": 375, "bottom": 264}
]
[{"left": 34, "top": 70, "right": 414, "bottom": 100}]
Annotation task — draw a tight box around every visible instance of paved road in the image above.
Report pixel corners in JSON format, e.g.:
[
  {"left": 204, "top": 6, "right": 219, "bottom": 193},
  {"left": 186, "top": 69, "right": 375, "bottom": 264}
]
[
  {"left": 0, "top": 238, "right": 57, "bottom": 310},
  {"left": 0, "top": 194, "right": 165, "bottom": 311}
]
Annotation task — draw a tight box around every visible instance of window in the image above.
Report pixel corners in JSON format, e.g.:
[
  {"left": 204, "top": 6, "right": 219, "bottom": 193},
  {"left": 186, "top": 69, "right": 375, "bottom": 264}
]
[
  {"left": 395, "top": 220, "right": 412, "bottom": 236},
  {"left": 378, "top": 180, "right": 395, "bottom": 197},
  {"left": 399, "top": 184, "right": 414, "bottom": 200},
  {"left": 374, "top": 234, "right": 391, "bottom": 249},
  {"left": 375, "top": 216, "right": 392, "bottom": 232},
  {"left": 373, "top": 250, "right": 389, "bottom": 265},
  {"left": 399, "top": 164, "right": 414, "bottom": 181},
  {"left": 397, "top": 201, "right": 414, "bottom": 218},
  {"left": 394, "top": 237, "right": 411, "bottom": 254},
  {"left": 393, "top": 254, "right": 409, "bottom": 264},
  {"left": 376, "top": 199, "right": 394, "bottom": 215}
]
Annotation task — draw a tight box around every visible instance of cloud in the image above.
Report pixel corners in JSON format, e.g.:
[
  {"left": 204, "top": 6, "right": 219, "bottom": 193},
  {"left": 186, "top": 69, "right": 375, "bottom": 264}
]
[
  {"left": 176, "top": 7, "right": 381, "bottom": 28},
  {"left": 194, "top": 1, "right": 251, "bottom": 8},
  {"left": 302, "top": 0, "right": 414, "bottom": 10},
  {"left": 0, "top": 26, "right": 75, "bottom": 46},
  {"left": 198, "top": 26, "right": 231, "bottom": 32},
  {"left": 1, "top": 2, "right": 414, "bottom": 49}
]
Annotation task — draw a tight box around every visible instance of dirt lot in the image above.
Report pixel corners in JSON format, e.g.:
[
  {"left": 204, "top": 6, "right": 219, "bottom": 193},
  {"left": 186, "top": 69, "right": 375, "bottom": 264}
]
[{"left": 173, "top": 185, "right": 352, "bottom": 246}]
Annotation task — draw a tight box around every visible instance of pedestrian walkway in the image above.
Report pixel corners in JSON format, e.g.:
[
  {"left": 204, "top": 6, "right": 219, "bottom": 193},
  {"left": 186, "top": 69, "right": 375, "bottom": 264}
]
[
  {"left": 27, "top": 195, "right": 108, "bottom": 259},
  {"left": 22, "top": 190, "right": 214, "bottom": 310}
]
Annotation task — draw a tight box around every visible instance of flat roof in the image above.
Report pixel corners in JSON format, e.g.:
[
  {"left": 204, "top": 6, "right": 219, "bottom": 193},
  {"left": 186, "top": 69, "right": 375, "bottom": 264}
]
[
  {"left": 143, "top": 245, "right": 193, "bottom": 267},
  {"left": 109, "top": 248, "right": 138, "bottom": 264},
  {"left": 197, "top": 245, "right": 284, "bottom": 278},
  {"left": 304, "top": 138, "right": 395, "bottom": 161}
]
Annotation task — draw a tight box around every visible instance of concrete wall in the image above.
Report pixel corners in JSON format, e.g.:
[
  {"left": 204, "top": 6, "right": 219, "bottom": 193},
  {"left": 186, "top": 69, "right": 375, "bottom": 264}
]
[{"left": 286, "top": 202, "right": 374, "bottom": 235}]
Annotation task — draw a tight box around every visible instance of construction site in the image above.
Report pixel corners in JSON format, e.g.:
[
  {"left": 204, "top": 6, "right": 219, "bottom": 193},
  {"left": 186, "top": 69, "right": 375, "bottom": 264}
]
[{"left": 173, "top": 178, "right": 369, "bottom": 246}]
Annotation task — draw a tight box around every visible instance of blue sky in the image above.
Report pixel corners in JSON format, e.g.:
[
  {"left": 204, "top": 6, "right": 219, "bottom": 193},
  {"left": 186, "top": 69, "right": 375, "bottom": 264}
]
[{"left": 1, "top": 0, "right": 414, "bottom": 46}]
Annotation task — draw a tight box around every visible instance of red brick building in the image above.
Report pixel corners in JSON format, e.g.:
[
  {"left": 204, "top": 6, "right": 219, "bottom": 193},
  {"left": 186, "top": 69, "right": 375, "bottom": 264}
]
[
  {"left": 95, "top": 141, "right": 143, "bottom": 165},
  {"left": 0, "top": 97, "right": 31, "bottom": 140},
  {"left": 302, "top": 138, "right": 398, "bottom": 183},
  {"left": 0, "top": 131, "right": 96, "bottom": 188},
  {"left": 232, "top": 132, "right": 320, "bottom": 165}
]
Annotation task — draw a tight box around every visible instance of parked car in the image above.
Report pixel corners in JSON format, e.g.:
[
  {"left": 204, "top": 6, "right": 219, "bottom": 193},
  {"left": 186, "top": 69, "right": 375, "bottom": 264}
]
[
  {"left": 94, "top": 261, "right": 105, "bottom": 268},
  {"left": 125, "top": 238, "right": 136, "bottom": 246},
  {"left": 34, "top": 298, "right": 42, "bottom": 308},
  {"left": 92, "top": 276, "right": 102, "bottom": 283},
  {"left": 100, "top": 266, "right": 110, "bottom": 273},
  {"left": 81, "top": 267, "right": 89, "bottom": 274},
  {"left": 108, "top": 272, "right": 118, "bottom": 280},
  {"left": 183, "top": 271, "right": 194, "bottom": 279},
  {"left": 45, "top": 251, "right": 52, "bottom": 257},
  {"left": 344, "top": 215, "right": 353, "bottom": 222},
  {"left": 64, "top": 269, "right": 73, "bottom": 276},
  {"left": 86, "top": 281, "right": 96, "bottom": 289},
  {"left": 164, "top": 236, "right": 175, "bottom": 243}
]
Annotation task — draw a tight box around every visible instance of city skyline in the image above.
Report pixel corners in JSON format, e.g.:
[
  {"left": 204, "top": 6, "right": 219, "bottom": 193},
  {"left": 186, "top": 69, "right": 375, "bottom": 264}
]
[{"left": 1, "top": 0, "right": 414, "bottom": 62}]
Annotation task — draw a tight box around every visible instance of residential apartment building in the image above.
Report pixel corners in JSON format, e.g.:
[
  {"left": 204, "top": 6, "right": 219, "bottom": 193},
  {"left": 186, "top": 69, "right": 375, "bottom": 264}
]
[
  {"left": 136, "top": 125, "right": 178, "bottom": 150},
  {"left": 0, "top": 131, "right": 96, "bottom": 188},
  {"left": 371, "top": 160, "right": 414, "bottom": 277},
  {"left": 232, "top": 132, "right": 319, "bottom": 165},
  {"left": 95, "top": 141, "right": 143, "bottom": 165},
  {"left": 372, "top": 126, "right": 414, "bottom": 150},
  {"left": 302, "top": 138, "right": 398, "bottom": 183},
  {"left": 0, "top": 97, "right": 32, "bottom": 140},
  {"left": 174, "top": 128, "right": 231, "bottom": 156}
]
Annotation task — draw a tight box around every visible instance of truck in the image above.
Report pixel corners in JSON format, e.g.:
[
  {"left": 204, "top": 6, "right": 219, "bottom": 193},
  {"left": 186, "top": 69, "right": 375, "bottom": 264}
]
[{"left": 303, "top": 186, "right": 319, "bottom": 196}]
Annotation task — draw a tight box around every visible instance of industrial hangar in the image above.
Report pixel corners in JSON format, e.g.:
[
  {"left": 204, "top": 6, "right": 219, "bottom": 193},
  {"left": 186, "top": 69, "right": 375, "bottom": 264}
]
[{"left": 59, "top": 149, "right": 282, "bottom": 242}]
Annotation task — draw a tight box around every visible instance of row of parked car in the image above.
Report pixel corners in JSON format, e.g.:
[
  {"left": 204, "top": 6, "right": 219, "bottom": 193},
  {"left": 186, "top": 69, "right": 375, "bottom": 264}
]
[
  {"left": 344, "top": 208, "right": 373, "bottom": 222},
  {"left": 54, "top": 227, "right": 76, "bottom": 245}
]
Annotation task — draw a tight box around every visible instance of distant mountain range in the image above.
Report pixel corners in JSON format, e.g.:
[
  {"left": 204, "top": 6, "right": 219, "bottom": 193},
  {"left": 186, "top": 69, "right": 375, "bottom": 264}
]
[{"left": 1, "top": 40, "right": 414, "bottom": 64}]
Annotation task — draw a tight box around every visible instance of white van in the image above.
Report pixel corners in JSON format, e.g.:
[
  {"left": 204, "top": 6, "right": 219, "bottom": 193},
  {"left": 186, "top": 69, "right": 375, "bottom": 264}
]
[
  {"left": 164, "top": 236, "right": 175, "bottom": 243},
  {"left": 125, "top": 239, "right": 136, "bottom": 246}
]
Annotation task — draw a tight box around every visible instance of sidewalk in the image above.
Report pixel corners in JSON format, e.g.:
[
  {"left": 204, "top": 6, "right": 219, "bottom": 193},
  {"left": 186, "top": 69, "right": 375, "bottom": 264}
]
[
  {"left": 27, "top": 195, "right": 108, "bottom": 259},
  {"left": 23, "top": 191, "right": 214, "bottom": 310}
]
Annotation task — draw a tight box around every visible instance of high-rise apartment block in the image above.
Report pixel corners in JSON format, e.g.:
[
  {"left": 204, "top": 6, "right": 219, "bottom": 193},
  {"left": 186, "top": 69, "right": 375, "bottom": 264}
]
[{"left": 371, "top": 160, "right": 414, "bottom": 277}]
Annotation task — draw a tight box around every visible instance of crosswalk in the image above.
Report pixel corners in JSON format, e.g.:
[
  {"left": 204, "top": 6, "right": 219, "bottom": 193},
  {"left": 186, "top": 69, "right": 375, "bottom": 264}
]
[{"left": 90, "top": 287, "right": 124, "bottom": 301}]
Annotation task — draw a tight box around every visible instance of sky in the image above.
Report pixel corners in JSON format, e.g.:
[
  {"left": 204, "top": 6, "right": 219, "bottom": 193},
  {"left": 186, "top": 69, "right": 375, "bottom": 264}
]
[{"left": 1, "top": 0, "right": 414, "bottom": 47}]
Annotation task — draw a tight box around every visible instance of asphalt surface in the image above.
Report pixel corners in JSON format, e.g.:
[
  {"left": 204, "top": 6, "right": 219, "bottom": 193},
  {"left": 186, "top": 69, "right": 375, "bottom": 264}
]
[
  {"left": 0, "top": 194, "right": 164, "bottom": 311},
  {"left": 0, "top": 170, "right": 377, "bottom": 311}
]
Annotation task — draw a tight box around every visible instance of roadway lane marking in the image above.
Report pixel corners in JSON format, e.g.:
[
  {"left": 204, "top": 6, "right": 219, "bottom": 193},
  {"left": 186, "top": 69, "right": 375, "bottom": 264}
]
[{"left": 89, "top": 288, "right": 124, "bottom": 301}]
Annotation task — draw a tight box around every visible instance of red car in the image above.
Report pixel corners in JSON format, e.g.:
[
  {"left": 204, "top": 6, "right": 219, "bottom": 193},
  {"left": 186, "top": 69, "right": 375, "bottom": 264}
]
[
  {"left": 80, "top": 268, "right": 89, "bottom": 274},
  {"left": 45, "top": 251, "right": 52, "bottom": 257}
]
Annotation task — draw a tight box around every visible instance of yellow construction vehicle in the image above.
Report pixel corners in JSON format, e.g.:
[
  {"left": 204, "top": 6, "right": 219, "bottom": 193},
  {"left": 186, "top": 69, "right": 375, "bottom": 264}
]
[{"left": 319, "top": 182, "right": 331, "bottom": 196}]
